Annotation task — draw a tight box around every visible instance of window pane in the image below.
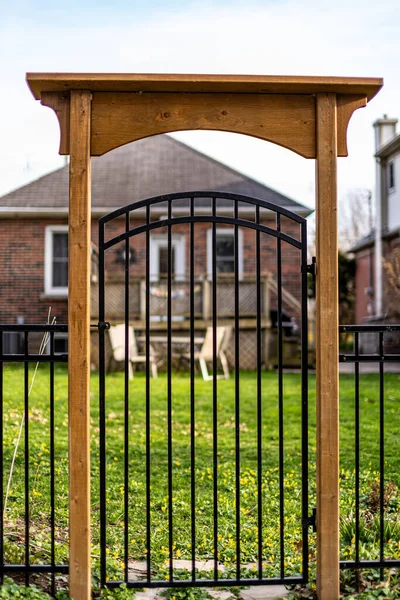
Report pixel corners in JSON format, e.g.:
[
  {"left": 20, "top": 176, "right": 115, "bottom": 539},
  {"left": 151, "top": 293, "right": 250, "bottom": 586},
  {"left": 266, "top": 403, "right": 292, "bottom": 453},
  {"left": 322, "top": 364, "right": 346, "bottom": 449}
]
[
  {"left": 53, "top": 233, "right": 68, "bottom": 258},
  {"left": 216, "top": 236, "right": 234, "bottom": 257},
  {"left": 216, "top": 259, "right": 235, "bottom": 274},
  {"left": 53, "top": 261, "right": 68, "bottom": 287},
  {"left": 54, "top": 337, "right": 68, "bottom": 354}
]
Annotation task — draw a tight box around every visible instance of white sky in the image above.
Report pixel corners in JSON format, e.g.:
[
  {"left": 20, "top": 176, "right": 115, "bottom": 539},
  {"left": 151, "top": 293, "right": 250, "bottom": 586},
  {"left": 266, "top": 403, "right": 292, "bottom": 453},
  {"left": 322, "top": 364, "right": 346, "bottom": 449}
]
[{"left": 1, "top": 0, "right": 399, "bottom": 215}]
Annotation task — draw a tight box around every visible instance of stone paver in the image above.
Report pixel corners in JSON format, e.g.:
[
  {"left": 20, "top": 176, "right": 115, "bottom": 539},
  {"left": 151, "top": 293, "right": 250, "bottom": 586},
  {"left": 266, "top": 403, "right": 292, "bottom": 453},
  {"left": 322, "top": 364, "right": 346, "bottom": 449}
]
[
  {"left": 240, "top": 585, "right": 289, "bottom": 600},
  {"left": 128, "top": 560, "right": 149, "bottom": 580},
  {"left": 209, "top": 591, "right": 234, "bottom": 600},
  {"left": 164, "top": 559, "right": 225, "bottom": 572},
  {"left": 135, "top": 589, "right": 161, "bottom": 600},
  {"left": 128, "top": 559, "right": 289, "bottom": 600}
]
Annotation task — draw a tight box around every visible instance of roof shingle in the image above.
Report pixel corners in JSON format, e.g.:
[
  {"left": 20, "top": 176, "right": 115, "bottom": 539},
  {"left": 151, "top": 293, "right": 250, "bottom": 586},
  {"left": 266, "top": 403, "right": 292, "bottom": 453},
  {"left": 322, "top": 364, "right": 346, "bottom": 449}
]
[{"left": 0, "top": 135, "right": 310, "bottom": 214}]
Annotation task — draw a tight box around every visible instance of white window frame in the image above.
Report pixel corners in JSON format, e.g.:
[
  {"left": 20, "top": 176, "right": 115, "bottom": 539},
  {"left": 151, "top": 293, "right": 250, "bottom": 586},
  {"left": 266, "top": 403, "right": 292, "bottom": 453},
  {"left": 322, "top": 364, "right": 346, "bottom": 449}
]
[
  {"left": 45, "top": 225, "right": 68, "bottom": 296},
  {"left": 207, "top": 227, "right": 243, "bottom": 280},
  {"left": 149, "top": 234, "right": 186, "bottom": 282}
]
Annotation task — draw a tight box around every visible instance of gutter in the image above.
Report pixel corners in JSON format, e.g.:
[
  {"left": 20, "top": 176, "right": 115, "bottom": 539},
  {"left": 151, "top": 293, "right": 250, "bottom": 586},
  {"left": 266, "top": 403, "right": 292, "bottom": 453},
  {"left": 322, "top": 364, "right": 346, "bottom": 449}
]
[{"left": 0, "top": 205, "right": 313, "bottom": 219}]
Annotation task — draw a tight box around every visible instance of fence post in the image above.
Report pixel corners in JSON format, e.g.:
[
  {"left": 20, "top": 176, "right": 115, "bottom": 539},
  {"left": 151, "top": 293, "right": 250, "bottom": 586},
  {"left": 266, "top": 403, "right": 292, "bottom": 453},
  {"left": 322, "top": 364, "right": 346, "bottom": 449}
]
[
  {"left": 68, "top": 90, "right": 92, "bottom": 600},
  {"left": 315, "top": 93, "right": 339, "bottom": 600}
]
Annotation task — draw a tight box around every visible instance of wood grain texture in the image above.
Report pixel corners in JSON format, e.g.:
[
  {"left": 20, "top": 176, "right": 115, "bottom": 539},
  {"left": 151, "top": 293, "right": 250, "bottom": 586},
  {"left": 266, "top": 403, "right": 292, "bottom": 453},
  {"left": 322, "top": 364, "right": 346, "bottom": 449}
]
[
  {"left": 68, "top": 90, "right": 92, "bottom": 600},
  {"left": 91, "top": 92, "right": 316, "bottom": 157},
  {"left": 315, "top": 93, "right": 339, "bottom": 600},
  {"left": 26, "top": 72, "right": 383, "bottom": 101},
  {"left": 336, "top": 94, "right": 367, "bottom": 156},
  {"left": 41, "top": 92, "right": 70, "bottom": 155}
]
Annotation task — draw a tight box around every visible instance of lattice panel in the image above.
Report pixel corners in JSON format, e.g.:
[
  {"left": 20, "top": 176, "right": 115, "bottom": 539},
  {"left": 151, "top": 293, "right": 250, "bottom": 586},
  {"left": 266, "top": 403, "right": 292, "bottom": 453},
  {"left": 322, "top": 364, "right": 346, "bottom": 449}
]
[
  {"left": 149, "top": 281, "right": 202, "bottom": 317},
  {"left": 225, "top": 329, "right": 259, "bottom": 370}
]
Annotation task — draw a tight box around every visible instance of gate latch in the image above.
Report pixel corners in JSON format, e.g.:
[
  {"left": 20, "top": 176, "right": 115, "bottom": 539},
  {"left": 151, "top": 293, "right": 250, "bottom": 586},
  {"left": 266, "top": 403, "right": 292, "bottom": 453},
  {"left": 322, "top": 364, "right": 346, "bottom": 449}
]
[
  {"left": 302, "top": 508, "right": 317, "bottom": 532},
  {"left": 306, "top": 257, "right": 316, "bottom": 281},
  {"left": 91, "top": 322, "right": 111, "bottom": 331}
]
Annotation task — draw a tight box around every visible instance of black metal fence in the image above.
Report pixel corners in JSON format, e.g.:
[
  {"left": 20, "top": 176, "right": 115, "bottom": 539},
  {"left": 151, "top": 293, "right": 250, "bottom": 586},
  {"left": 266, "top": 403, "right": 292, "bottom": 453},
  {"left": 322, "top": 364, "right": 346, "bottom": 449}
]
[
  {"left": 339, "top": 324, "right": 400, "bottom": 578},
  {"left": 0, "top": 324, "right": 68, "bottom": 596}
]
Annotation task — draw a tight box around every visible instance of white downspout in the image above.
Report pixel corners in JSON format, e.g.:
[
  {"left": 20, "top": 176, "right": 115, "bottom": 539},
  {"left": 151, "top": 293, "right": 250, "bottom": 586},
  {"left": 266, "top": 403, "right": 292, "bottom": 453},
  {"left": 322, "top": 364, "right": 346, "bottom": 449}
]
[{"left": 374, "top": 155, "right": 383, "bottom": 316}]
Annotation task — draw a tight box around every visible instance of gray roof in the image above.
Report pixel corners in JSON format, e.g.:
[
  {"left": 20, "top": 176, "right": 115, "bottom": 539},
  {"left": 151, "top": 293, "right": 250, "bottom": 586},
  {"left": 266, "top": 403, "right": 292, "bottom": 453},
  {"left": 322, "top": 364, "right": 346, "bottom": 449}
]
[
  {"left": 348, "top": 230, "right": 375, "bottom": 253},
  {"left": 0, "top": 135, "right": 311, "bottom": 215}
]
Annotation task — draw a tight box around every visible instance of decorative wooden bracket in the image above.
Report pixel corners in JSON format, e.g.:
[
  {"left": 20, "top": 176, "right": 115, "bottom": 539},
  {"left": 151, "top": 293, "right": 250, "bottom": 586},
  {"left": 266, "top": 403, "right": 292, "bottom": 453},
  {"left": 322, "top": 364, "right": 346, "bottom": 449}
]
[{"left": 39, "top": 86, "right": 370, "bottom": 159}]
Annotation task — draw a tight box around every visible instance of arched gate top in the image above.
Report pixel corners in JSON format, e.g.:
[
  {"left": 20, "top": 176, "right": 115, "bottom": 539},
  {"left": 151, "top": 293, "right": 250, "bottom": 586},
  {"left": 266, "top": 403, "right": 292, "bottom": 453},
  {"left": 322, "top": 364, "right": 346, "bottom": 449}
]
[{"left": 99, "top": 191, "right": 307, "bottom": 251}]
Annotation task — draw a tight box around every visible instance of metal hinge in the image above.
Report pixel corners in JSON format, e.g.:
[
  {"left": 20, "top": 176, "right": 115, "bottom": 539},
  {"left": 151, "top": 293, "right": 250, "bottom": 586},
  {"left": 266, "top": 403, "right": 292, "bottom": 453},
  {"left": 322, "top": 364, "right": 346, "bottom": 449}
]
[
  {"left": 302, "top": 508, "right": 317, "bottom": 532},
  {"left": 306, "top": 257, "right": 316, "bottom": 280},
  {"left": 91, "top": 321, "right": 110, "bottom": 331}
]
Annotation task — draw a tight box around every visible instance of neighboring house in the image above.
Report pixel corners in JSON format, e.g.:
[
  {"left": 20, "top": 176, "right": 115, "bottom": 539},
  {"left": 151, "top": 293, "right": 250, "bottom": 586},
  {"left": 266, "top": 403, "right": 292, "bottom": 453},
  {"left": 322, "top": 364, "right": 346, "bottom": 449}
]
[
  {"left": 350, "top": 116, "right": 400, "bottom": 323},
  {"left": 0, "top": 135, "right": 312, "bottom": 365}
]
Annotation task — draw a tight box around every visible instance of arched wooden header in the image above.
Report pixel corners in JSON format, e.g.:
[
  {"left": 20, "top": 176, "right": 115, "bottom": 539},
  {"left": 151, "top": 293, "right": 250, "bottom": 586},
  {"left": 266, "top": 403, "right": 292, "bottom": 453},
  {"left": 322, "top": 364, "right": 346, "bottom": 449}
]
[
  {"left": 26, "top": 72, "right": 382, "bottom": 600},
  {"left": 27, "top": 73, "right": 382, "bottom": 158}
]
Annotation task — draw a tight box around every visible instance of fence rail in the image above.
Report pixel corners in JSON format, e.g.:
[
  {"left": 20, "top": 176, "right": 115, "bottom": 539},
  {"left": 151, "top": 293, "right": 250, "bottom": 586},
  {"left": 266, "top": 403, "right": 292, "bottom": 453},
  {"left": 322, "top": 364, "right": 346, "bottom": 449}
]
[
  {"left": 339, "top": 324, "right": 400, "bottom": 577},
  {"left": 0, "top": 324, "right": 68, "bottom": 597}
]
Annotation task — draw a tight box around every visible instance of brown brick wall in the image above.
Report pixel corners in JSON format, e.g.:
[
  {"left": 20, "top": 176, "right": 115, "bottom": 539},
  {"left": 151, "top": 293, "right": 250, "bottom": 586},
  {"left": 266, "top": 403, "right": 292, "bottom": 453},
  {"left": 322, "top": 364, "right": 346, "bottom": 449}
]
[
  {"left": 0, "top": 215, "right": 303, "bottom": 324},
  {"left": 0, "top": 219, "right": 69, "bottom": 324},
  {"left": 354, "top": 248, "right": 374, "bottom": 323}
]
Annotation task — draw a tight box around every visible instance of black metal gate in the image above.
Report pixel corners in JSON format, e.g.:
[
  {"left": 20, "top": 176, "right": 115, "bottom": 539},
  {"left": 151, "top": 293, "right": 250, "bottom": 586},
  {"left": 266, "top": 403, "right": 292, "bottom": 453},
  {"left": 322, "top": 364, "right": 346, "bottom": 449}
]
[{"left": 98, "top": 191, "right": 311, "bottom": 590}]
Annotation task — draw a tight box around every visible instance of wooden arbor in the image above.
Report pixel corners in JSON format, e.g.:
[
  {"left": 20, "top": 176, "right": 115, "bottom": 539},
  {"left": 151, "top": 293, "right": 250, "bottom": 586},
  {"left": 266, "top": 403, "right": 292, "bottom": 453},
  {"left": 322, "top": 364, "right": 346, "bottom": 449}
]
[{"left": 26, "top": 73, "right": 382, "bottom": 600}]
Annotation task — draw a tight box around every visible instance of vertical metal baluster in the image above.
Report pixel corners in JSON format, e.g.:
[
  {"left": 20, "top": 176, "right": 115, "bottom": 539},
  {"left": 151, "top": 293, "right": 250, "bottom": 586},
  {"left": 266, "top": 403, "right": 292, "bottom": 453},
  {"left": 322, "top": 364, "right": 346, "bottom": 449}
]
[
  {"left": 276, "top": 214, "right": 285, "bottom": 579},
  {"left": 212, "top": 197, "right": 218, "bottom": 581},
  {"left": 256, "top": 206, "right": 262, "bottom": 580},
  {"left": 0, "top": 331, "right": 3, "bottom": 585},
  {"left": 190, "top": 198, "right": 196, "bottom": 582},
  {"left": 355, "top": 332, "right": 360, "bottom": 589},
  {"left": 99, "top": 220, "right": 107, "bottom": 587},
  {"left": 167, "top": 200, "right": 173, "bottom": 583},
  {"left": 50, "top": 331, "right": 56, "bottom": 596},
  {"left": 24, "top": 331, "right": 29, "bottom": 587},
  {"left": 124, "top": 212, "right": 130, "bottom": 583},
  {"left": 379, "top": 332, "right": 385, "bottom": 581},
  {"left": 300, "top": 221, "right": 309, "bottom": 583},
  {"left": 146, "top": 205, "right": 151, "bottom": 583},
  {"left": 234, "top": 201, "right": 240, "bottom": 581}
]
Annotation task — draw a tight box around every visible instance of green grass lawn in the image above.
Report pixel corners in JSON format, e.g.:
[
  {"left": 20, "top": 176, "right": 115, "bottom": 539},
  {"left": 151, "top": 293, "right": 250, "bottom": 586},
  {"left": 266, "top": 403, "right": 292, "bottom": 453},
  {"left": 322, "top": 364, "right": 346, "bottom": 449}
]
[{"left": 1, "top": 366, "right": 400, "bottom": 596}]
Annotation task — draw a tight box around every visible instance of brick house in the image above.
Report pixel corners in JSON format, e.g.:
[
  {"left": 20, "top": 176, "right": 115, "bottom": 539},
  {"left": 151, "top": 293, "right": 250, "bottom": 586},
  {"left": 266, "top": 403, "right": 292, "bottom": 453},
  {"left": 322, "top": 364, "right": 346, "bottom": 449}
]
[
  {"left": 0, "top": 135, "right": 311, "bottom": 364},
  {"left": 351, "top": 116, "right": 400, "bottom": 323}
]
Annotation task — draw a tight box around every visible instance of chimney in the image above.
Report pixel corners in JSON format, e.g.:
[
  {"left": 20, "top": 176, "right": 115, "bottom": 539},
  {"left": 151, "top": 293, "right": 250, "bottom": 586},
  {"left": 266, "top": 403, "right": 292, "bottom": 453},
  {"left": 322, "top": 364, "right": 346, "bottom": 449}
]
[{"left": 373, "top": 115, "right": 398, "bottom": 151}]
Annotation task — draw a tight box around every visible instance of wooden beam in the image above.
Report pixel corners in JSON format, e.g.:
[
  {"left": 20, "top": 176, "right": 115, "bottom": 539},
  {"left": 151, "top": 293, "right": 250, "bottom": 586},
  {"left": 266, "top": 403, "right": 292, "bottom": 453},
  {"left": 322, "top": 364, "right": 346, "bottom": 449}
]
[
  {"left": 26, "top": 72, "right": 383, "bottom": 101},
  {"left": 315, "top": 93, "right": 339, "bottom": 600},
  {"left": 91, "top": 92, "right": 316, "bottom": 158},
  {"left": 68, "top": 90, "right": 92, "bottom": 600}
]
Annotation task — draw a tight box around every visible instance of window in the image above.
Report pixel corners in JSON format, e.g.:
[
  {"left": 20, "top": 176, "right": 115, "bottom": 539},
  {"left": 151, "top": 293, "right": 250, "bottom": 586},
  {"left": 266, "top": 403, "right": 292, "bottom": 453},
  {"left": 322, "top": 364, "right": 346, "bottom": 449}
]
[
  {"left": 388, "top": 161, "right": 395, "bottom": 191},
  {"left": 46, "top": 333, "right": 68, "bottom": 355},
  {"left": 207, "top": 228, "right": 243, "bottom": 279},
  {"left": 45, "top": 226, "right": 68, "bottom": 295}
]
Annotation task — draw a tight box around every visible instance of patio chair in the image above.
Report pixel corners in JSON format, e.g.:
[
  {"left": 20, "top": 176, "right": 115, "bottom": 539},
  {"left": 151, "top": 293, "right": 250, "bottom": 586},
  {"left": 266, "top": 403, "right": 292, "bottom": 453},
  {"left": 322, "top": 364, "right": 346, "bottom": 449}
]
[
  {"left": 185, "top": 326, "right": 231, "bottom": 381},
  {"left": 108, "top": 324, "right": 158, "bottom": 379}
]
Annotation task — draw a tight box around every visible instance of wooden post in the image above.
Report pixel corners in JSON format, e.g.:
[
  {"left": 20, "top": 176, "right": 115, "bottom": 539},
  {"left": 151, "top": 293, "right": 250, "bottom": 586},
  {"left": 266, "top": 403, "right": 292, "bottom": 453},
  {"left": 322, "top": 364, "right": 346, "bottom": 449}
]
[
  {"left": 315, "top": 93, "right": 339, "bottom": 600},
  {"left": 68, "top": 90, "right": 92, "bottom": 600}
]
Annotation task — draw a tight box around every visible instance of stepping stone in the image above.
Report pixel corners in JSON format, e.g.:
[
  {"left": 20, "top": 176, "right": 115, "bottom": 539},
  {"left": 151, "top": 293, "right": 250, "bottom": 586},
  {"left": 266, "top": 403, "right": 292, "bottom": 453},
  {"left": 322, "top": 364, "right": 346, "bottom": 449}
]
[
  {"left": 128, "top": 560, "right": 151, "bottom": 580},
  {"left": 135, "top": 590, "right": 162, "bottom": 600},
  {"left": 164, "top": 559, "right": 225, "bottom": 573},
  {"left": 240, "top": 585, "right": 289, "bottom": 600},
  {"left": 209, "top": 591, "right": 235, "bottom": 600}
]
